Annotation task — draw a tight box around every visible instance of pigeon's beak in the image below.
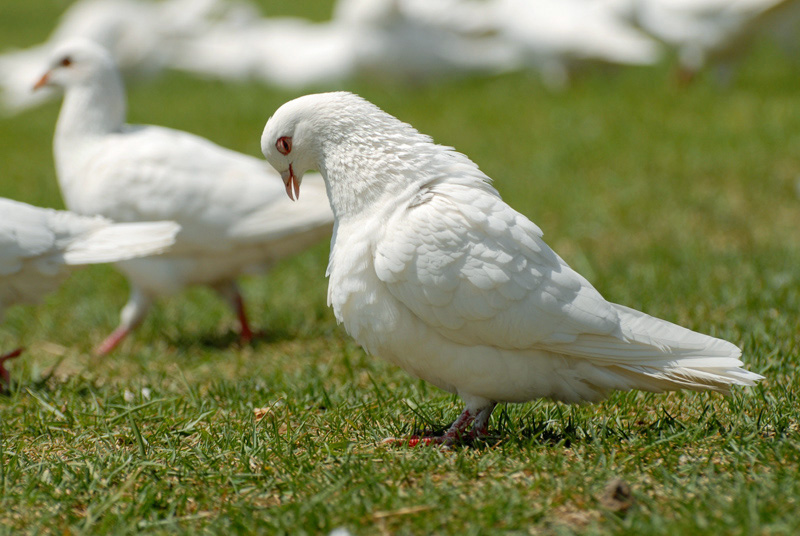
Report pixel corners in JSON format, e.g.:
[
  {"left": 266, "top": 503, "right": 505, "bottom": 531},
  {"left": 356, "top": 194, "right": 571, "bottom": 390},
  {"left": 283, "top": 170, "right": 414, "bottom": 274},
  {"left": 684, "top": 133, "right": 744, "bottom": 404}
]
[
  {"left": 32, "top": 71, "right": 50, "bottom": 91},
  {"left": 281, "top": 164, "right": 300, "bottom": 201}
]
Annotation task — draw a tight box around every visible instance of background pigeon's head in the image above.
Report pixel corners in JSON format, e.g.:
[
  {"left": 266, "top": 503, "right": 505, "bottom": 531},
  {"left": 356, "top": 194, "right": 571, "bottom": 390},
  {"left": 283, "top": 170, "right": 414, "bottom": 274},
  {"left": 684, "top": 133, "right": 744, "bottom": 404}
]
[{"left": 33, "top": 39, "right": 116, "bottom": 91}]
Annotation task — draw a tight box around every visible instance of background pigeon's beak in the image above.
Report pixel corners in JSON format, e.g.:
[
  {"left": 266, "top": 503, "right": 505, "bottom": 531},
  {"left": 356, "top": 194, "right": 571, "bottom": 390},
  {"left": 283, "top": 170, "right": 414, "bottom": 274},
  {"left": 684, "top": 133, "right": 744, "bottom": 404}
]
[
  {"left": 281, "top": 164, "right": 300, "bottom": 201},
  {"left": 32, "top": 71, "right": 50, "bottom": 91}
]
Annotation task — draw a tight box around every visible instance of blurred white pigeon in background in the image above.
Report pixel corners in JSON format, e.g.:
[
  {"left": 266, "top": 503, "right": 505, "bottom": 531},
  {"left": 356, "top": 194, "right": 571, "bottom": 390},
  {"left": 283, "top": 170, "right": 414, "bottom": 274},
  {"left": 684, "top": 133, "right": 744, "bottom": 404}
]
[
  {"left": 489, "top": 0, "right": 662, "bottom": 88},
  {"left": 628, "top": 0, "right": 800, "bottom": 83},
  {"left": 172, "top": 0, "right": 519, "bottom": 88},
  {"left": 170, "top": 13, "right": 359, "bottom": 88},
  {"left": 331, "top": 0, "right": 521, "bottom": 83},
  {"left": 5, "top": 0, "right": 796, "bottom": 108},
  {"left": 35, "top": 39, "right": 334, "bottom": 355},
  {"left": 261, "top": 92, "right": 762, "bottom": 445},
  {"left": 0, "top": 0, "right": 227, "bottom": 114},
  {"left": 0, "top": 197, "right": 179, "bottom": 389}
]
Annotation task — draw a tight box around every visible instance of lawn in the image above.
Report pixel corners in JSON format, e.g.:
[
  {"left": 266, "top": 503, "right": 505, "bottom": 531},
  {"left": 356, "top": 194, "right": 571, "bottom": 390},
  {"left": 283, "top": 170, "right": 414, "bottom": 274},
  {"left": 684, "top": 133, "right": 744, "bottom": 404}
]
[{"left": 1, "top": 1, "right": 800, "bottom": 534}]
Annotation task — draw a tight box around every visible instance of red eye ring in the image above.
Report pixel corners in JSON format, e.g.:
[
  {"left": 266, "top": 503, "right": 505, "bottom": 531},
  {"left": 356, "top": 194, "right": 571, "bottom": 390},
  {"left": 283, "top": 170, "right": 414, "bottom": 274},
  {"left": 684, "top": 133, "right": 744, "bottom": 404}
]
[{"left": 276, "top": 136, "right": 292, "bottom": 155}]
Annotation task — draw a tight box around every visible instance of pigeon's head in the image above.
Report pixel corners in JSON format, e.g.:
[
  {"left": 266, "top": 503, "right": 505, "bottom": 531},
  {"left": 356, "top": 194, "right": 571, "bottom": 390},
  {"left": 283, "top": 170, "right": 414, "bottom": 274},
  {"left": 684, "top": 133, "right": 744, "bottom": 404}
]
[
  {"left": 261, "top": 93, "right": 346, "bottom": 202},
  {"left": 33, "top": 39, "right": 116, "bottom": 91},
  {"left": 262, "top": 92, "right": 480, "bottom": 218}
]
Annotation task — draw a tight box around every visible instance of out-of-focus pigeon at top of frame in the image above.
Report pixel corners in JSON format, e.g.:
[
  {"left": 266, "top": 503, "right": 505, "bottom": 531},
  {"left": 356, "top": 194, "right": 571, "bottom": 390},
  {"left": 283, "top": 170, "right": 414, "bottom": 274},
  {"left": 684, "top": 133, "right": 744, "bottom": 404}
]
[{"left": 10, "top": 0, "right": 798, "bottom": 114}]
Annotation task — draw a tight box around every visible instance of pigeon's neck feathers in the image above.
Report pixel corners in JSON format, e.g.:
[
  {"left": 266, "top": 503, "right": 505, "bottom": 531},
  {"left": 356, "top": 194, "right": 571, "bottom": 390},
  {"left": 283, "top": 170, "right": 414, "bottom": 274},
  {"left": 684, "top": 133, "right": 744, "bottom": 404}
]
[
  {"left": 55, "top": 66, "right": 126, "bottom": 141},
  {"left": 311, "top": 94, "right": 493, "bottom": 220}
]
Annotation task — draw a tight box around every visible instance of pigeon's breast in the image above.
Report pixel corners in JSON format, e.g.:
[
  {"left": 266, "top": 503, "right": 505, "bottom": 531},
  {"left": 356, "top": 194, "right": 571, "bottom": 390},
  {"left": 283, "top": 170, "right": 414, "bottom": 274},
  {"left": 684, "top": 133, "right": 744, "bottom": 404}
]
[{"left": 327, "top": 224, "right": 401, "bottom": 354}]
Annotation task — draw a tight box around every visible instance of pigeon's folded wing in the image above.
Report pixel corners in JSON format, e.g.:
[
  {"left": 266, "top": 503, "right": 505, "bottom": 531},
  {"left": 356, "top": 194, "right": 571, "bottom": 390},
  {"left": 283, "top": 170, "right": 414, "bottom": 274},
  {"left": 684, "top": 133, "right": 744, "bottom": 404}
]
[
  {"left": 374, "top": 182, "right": 743, "bottom": 366},
  {"left": 73, "top": 126, "right": 322, "bottom": 249},
  {"left": 374, "top": 182, "right": 624, "bottom": 351}
]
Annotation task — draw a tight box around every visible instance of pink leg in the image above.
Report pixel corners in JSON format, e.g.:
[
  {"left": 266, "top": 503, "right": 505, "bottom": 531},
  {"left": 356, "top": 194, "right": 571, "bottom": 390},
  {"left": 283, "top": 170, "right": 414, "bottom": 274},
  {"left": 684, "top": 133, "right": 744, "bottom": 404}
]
[
  {"left": 234, "top": 291, "right": 253, "bottom": 344},
  {"left": 383, "top": 408, "right": 476, "bottom": 447},
  {"left": 94, "top": 326, "right": 131, "bottom": 356},
  {"left": 468, "top": 402, "right": 497, "bottom": 440},
  {"left": 0, "top": 348, "right": 23, "bottom": 390},
  {"left": 676, "top": 65, "right": 696, "bottom": 86},
  {"left": 214, "top": 282, "right": 255, "bottom": 344},
  {"left": 382, "top": 402, "right": 498, "bottom": 447},
  {"left": 95, "top": 287, "right": 152, "bottom": 356},
  {"left": 413, "top": 409, "right": 475, "bottom": 446}
]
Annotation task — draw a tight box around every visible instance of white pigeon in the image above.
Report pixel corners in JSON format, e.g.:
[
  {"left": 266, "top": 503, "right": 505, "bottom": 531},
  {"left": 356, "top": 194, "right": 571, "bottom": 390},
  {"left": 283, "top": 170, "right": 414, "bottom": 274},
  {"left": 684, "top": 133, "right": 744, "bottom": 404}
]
[
  {"left": 487, "top": 0, "right": 662, "bottom": 89},
  {"left": 169, "top": 14, "right": 359, "bottom": 88},
  {"left": 0, "top": 197, "right": 179, "bottom": 388},
  {"left": 35, "top": 39, "right": 334, "bottom": 355},
  {"left": 261, "top": 92, "right": 762, "bottom": 445},
  {"left": 0, "top": 0, "right": 226, "bottom": 114},
  {"left": 332, "top": 0, "right": 520, "bottom": 83},
  {"left": 172, "top": 0, "right": 519, "bottom": 89},
  {"left": 629, "top": 0, "right": 800, "bottom": 83}
]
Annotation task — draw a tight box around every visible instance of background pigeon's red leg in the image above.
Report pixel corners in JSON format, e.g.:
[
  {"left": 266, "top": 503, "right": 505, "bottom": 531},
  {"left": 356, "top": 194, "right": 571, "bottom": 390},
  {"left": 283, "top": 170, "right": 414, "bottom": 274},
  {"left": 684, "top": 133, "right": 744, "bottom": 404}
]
[
  {"left": 234, "top": 290, "right": 253, "bottom": 343},
  {"left": 0, "top": 348, "right": 24, "bottom": 390},
  {"left": 95, "top": 326, "right": 131, "bottom": 356}
]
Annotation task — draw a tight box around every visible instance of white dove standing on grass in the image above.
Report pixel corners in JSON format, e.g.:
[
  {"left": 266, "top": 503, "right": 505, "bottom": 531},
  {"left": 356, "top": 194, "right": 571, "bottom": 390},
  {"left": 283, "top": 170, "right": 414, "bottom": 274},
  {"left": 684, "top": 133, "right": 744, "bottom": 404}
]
[
  {"left": 0, "top": 197, "right": 179, "bottom": 390},
  {"left": 261, "top": 92, "right": 763, "bottom": 446},
  {"left": 34, "top": 39, "right": 334, "bottom": 355}
]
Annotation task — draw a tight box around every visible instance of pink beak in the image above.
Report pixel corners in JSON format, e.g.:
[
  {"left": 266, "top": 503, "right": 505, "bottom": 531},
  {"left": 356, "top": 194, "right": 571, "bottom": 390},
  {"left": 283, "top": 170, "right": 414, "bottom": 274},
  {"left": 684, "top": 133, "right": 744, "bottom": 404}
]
[
  {"left": 32, "top": 72, "right": 50, "bottom": 91},
  {"left": 283, "top": 164, "right": 300, "bottom": 201}
]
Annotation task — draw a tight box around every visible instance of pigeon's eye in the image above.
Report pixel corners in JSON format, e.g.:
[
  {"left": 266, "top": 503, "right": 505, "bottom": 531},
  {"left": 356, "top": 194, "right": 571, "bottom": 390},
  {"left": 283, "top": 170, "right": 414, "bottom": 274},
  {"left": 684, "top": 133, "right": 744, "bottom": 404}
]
[
  {"left": 276, "top": 136, "right": 292, "bottom": 155},
  {"left": 60, "top": 56, "right": 72, "bottom": 67}
]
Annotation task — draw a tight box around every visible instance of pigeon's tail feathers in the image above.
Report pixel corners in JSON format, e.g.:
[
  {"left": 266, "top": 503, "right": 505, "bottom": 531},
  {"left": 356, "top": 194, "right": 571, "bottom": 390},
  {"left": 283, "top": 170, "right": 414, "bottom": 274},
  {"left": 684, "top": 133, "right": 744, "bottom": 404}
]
[
  {"left": 552, "top": 303, "right": 762, "bottom": 396},
  {"left": 613, "top": 303, "right": 740, "bottom": 356},
  {"left": 62, "top": 221, "right": 180, "bottom": 264}
]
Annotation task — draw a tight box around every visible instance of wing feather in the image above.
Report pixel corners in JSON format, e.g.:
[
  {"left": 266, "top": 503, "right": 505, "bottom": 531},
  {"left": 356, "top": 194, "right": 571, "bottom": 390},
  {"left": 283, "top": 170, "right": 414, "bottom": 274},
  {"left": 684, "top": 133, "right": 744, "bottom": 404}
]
[
  {"left": 372, "top": 180, "right": 754, "bottom": 386},
  {"left": 374, "top": 182, "right": 623, "bottom": 353}
]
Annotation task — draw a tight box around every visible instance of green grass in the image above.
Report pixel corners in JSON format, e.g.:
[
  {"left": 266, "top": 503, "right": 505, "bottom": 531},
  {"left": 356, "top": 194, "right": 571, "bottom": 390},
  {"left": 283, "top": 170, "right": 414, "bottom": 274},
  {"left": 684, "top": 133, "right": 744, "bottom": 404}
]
[{"left": 2, "top": 1, "right": 800, "bottom": 534}]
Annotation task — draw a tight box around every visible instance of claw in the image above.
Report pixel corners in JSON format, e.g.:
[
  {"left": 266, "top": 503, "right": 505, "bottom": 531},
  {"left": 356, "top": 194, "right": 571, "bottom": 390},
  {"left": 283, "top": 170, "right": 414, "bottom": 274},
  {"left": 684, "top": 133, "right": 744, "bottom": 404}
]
[{"left": 380, "top": 403, "right": 497, "bottom": 447}]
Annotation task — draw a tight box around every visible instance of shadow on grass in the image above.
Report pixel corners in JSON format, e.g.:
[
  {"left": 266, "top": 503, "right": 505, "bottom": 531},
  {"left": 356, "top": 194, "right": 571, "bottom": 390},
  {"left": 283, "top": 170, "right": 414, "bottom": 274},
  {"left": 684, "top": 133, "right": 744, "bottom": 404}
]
[
  {"left": 389, "top": 402, "right": 741, "bottom": 450},
  {"left": 163, "top": 325, "right": 300, "bottom": 351}
]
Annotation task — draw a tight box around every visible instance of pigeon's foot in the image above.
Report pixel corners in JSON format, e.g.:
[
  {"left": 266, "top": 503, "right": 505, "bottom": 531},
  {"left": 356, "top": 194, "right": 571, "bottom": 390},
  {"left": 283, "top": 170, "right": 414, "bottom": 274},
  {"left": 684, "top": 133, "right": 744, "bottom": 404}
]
[
  {"left": 95, "top": 326, "right": 131, "bottom": 356},
  {"left": 0, "top": 348, "right": 24, "bottom": 392},
  {"left": 382, "top": 403, "right": 497, "bottom": 447}
]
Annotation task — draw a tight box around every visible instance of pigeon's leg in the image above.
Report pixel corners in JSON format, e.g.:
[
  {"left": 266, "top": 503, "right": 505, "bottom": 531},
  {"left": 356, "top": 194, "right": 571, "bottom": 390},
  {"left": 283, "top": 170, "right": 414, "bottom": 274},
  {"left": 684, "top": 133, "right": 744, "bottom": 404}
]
[
  {"left": 95, "top": 286, "right": 152, "bottom": 356},
  {"left": 213, "top": 280, "right": 253, "bottom": 343},
  {"left": 0, "top": 348, "right": 23, "bottom": 392},
  {"left": 382, "top": 399, "right": 496, "bottom": 447},
  {"left": 468, "top": 402, "right": 497, "bottom": 440},
  {"left": 675, "top": 64, "right": 697, "bottom": 86}
]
